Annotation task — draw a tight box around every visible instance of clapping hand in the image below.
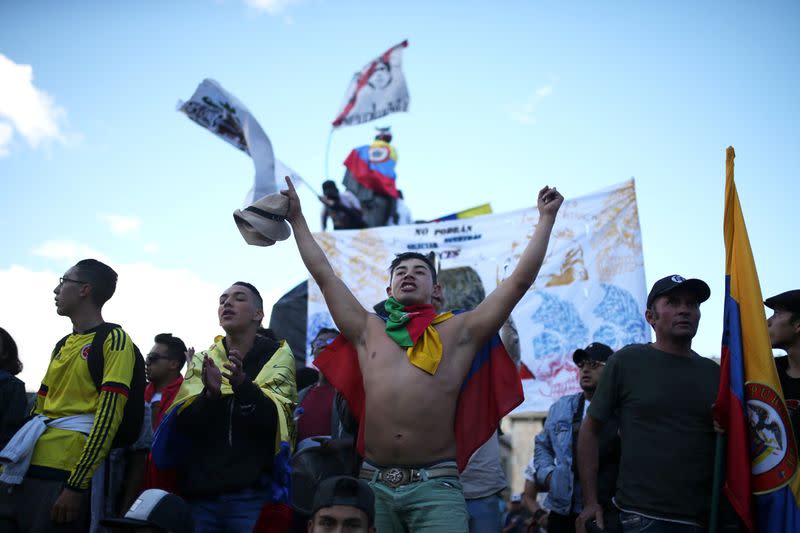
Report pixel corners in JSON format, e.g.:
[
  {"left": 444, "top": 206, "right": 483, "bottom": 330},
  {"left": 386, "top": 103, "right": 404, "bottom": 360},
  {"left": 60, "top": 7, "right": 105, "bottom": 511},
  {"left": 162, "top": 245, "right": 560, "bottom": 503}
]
[
  {"left": 202, "top": 355, "right": 222, "bottom": 399},
  {"left": 222, "top": 349, "right": 247, "bottom": 388}
]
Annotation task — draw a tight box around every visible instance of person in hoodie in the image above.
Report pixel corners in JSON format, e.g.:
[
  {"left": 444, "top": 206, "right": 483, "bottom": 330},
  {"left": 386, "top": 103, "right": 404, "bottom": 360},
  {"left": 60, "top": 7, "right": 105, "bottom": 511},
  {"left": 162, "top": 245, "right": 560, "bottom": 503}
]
[{"left": 170, "top": 281, "right": 296, "bottom": 533}]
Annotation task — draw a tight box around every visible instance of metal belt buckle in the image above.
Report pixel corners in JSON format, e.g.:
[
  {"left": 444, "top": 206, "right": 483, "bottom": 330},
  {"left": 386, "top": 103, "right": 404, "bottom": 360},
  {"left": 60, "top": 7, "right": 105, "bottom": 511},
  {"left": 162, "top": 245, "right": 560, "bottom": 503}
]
[{"left": 382, "top": 467, "right": 406, "bottom": 488}]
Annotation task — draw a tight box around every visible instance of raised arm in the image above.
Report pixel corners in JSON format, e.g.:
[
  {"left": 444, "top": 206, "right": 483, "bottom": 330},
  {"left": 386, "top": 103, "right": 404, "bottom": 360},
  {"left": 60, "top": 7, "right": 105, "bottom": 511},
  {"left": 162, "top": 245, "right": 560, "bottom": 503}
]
[
  {"left": 282, "top": 177, "right": 369, "bottom": 344},
  {"left": 464, "top": 186, "right": 563, "bottom": 347}
]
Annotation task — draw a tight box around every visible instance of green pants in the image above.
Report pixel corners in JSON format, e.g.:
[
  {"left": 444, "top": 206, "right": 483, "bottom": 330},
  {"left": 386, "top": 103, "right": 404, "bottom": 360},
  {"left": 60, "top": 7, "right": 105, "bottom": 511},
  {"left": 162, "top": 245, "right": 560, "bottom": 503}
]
[{"left": 367, "top": 474, "right": 469, "bottom": 532}]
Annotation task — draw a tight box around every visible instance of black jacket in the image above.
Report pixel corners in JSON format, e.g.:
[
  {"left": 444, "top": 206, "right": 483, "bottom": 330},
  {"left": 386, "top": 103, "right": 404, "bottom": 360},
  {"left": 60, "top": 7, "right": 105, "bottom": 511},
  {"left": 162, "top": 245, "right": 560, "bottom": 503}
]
[
  {"left": 0, "top": 372, "right": 27, "bottom": 450},
  {"left": 176, "top": 336, "right": 279, "bottom": 497}
]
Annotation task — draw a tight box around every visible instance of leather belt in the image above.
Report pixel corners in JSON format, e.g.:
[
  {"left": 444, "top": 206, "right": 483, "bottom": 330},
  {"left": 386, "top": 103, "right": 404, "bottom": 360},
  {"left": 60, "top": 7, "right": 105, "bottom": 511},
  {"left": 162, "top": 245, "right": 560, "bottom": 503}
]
[{"left": 359, "top": 465, "right": 459, "bottom": 488}]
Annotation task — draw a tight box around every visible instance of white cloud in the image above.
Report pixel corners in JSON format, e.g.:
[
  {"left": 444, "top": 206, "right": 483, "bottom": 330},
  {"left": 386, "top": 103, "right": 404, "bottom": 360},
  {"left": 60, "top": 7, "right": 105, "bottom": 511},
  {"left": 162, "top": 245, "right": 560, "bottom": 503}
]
[
  {"left": 32, "top": 240, "right": 110, "bottom": 263},
  {"left": 143, "top": 242, "right": 159, "bottom": 254},
  {"left": 510, "top": 83, "right": 555, "bottom": 125},
  {"left": 0, "top": 263, "right": 225, "bottom": 391},
  {"left": 98, "top": 214, "right": 142, "bottom": 236},
  {"left": 0, "top": 54, "right": 66, "bottom": 156},
  {"left": 244, "top": 0, "right": 298, "bottom": 15}
]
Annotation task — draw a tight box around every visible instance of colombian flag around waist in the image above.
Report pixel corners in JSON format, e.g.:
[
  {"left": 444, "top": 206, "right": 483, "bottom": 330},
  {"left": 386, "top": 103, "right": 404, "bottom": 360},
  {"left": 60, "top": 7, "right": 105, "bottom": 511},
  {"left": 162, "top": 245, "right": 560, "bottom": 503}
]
[{"left": 713, "top": 146, "right": 800, "bottom": 532}]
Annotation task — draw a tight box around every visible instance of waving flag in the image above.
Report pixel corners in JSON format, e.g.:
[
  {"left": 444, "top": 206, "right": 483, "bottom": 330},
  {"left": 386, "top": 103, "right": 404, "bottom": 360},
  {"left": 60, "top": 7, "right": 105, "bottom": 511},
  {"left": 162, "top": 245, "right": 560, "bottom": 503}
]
[
  {"left": 714, "top": 146, "right": 800, "bottom": 532},
  {"left": 179, "top": 79, "right": 303, "bottom": 205},
  {"left": 332, "top": 41, "right": 410, "bottom": 128},
  {"left": 343, "top": 139, "right": 399, "bottom": 198}
]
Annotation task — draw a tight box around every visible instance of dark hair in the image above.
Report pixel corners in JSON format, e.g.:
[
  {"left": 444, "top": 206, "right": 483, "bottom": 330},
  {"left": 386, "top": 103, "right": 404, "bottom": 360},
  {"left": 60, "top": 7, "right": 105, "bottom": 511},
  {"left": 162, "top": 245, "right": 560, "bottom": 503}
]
[
  {"left": 0, "top": 327, "right": 22, "bottom": 375},
  {"left": 233, "top": 281, "right": 263, "bottom": 311},
  {"left": 322, "top": 180, "right": 337, "bottom": 191},
  {"left": 73, "top": 259, "right": 118, "bottom": 307},
  {"left": 153, "top": 333, "right": 187, "bottom": 371},
  {"left": 389, "top": 252, "right": 437, "bottom": 284},
  {"left": 313, "top": 327, "right": 340, "bottom": 342}
]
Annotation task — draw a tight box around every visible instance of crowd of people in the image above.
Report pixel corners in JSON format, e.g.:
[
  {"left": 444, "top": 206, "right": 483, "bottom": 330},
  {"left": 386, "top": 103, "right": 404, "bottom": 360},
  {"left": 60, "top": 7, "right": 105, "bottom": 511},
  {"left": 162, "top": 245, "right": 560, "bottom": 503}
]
[{"left": 0, "top": 177, "right": 798, "bottom": 533}]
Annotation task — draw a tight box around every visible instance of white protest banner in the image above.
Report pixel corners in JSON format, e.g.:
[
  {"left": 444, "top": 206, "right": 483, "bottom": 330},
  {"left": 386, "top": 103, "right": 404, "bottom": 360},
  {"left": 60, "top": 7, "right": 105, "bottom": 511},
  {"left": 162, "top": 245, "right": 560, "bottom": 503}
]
[
  {"left": 306, "top": 180, "right": 649, "bottom": 413},
  {"left": 179, "top": 79, "right": 302, "bottom": 205},
  {"left": 332, "top": 41, "right": 410, "bottom": 128}
]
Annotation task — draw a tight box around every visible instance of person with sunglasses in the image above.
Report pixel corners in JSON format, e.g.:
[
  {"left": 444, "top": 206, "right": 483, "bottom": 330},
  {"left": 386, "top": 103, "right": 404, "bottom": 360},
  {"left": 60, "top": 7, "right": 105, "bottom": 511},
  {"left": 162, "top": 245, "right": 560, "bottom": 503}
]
[
  {"left": 145, "top": 333, "right": 188, "bottom": 432},
  {"left": 527, "top": 342, "right": 619, "bottom": 533},
  {"left": 139, "top": 334, "right": 189, "bottom": 497}
]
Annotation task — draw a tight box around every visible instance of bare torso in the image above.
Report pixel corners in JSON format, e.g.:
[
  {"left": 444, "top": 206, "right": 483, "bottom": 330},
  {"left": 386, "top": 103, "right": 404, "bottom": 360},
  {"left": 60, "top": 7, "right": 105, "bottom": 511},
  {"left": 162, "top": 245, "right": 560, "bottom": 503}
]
[{"left": 356, "top": 313, "right": 477, "bottom": 466}]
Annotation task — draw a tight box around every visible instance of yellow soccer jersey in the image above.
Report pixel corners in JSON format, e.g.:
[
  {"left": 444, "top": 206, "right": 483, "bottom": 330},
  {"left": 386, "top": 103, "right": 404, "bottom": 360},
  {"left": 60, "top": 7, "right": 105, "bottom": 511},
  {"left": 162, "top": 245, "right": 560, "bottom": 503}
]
[{"left": 30, "top": 325, "right": 134, "bottom": 490}]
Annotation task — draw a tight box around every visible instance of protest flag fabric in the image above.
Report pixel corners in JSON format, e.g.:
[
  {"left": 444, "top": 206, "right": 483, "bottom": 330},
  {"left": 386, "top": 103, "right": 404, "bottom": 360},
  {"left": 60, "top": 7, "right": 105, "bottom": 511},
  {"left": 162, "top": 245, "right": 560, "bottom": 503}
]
[
  {"left": 431, "top": 203, "right": 493, "bottom": 222},
  {"left": 343, "top": 139, "right": 400, "bottom": 198},
  {"left": 179, "top": 79, "right": 304, "bottom": 205},
  {"left": 332, "top": 41, "right": 410, "bottom": 128},
  {"left": 714, "top": 146, "right": 800, "bottom": 532}
]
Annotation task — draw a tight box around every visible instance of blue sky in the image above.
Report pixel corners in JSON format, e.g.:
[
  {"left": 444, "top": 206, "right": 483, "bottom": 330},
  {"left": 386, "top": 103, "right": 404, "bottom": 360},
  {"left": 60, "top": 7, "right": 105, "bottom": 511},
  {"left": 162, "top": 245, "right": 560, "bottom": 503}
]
[{"left": 2, "top": 0, "right": 799, "bottom": 389}]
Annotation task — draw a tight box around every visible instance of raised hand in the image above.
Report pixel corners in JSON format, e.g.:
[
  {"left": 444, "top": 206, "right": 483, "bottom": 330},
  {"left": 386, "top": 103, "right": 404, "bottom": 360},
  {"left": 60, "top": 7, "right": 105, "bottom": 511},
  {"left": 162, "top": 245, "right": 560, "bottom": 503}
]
[
  {"left": 537, "top": 186, "right": 564, "bottom": 219},
  {"left": 202, "top": 355, "right": 222, "bottom": 399},
  {"left": 280, "top": 176, "right": 303, "bottom": 223},
  {"left": 222, "top": 349, "right": 247, "bottom": 388},
  {"left": 184, "top": 347, "right": 195, "bottom": 370}
]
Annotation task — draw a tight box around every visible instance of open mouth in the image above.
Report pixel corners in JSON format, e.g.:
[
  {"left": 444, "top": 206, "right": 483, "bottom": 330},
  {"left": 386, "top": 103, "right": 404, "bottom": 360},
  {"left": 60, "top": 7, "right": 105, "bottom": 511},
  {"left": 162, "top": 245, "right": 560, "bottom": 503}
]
[{"left": 400, "top": 282, "right": 416, "bottom": 291}]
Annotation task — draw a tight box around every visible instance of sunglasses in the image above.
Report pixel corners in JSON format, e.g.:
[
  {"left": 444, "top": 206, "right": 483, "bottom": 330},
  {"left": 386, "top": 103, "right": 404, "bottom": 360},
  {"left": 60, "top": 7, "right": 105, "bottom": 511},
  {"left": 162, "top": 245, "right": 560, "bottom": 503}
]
[
  {"left": 576, "top": 360, "right": 605, "bottom": 370},
  {"left": 146, "top": 353, "right": 171, "bottom": 364},
  {"left": 312, "top": 337, "right": 335, "bottom": 350}
]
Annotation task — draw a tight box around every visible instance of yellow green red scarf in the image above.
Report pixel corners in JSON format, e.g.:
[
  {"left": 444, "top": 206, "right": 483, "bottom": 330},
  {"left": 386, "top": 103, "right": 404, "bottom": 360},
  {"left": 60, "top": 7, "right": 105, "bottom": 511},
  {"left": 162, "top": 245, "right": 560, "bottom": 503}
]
[{"left": 384, "top": 297, "right": 454, "bottom": 375}]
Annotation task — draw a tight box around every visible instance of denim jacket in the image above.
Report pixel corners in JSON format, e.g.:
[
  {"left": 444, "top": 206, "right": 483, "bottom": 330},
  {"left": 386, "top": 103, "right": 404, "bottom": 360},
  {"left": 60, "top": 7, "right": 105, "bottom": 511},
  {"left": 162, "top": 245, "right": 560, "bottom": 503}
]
[{"left": 533, "top": 392, "right": 583, "bottom": 515}]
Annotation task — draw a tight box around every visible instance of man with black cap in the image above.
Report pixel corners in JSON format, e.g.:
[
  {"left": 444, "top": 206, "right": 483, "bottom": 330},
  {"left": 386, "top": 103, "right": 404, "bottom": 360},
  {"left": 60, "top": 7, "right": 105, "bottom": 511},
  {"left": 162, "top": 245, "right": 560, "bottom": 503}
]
[
  {"left": 100, "top": 488, "right": 194, "bottom": 533},
  {"left": 308, "top": 475, "right": 376, "bottom": 533},
  {"left": 576, "top": 275, "right": 721, "bottom": 533},
  {"left": 765, "top": 290, "right": 800, "bottom": 448},
  {"left": 530, "top": 343, "right": 618, "bottom": 533}
]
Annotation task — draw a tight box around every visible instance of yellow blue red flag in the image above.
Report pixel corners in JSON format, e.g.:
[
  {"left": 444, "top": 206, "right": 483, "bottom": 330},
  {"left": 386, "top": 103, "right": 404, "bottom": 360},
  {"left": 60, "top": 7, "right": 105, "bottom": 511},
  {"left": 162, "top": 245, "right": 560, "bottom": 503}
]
[{"left": 714, "top": 147, "right": 800, "bottom": 532}]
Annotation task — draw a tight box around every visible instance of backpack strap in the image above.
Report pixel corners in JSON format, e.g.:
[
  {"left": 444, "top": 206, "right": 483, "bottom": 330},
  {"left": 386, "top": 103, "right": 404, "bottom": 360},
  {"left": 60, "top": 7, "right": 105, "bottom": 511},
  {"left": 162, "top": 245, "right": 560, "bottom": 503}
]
[
  {"left": 52, "top": 334, "right": 70, "bottom": 360},
  {"left": 87, "top": 323, "right": 120, "bottom": 391}
]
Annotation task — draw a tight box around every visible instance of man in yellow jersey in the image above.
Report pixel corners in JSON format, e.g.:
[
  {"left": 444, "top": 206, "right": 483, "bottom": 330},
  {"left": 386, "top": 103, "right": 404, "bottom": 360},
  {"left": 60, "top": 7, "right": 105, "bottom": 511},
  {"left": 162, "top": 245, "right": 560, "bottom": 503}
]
[{"left": 0, "top": 259, "right": 136, "bottom": 533}]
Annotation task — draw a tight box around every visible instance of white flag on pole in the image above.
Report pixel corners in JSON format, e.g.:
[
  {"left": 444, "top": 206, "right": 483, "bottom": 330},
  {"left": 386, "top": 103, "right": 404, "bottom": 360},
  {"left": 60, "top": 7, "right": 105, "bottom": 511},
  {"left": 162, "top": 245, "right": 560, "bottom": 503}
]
[
  {"left": 332, "top": 41, "right": 410, "bottom": 128},
  {"left": 179, "top": 79, "right": 302, "bottom": 204}
]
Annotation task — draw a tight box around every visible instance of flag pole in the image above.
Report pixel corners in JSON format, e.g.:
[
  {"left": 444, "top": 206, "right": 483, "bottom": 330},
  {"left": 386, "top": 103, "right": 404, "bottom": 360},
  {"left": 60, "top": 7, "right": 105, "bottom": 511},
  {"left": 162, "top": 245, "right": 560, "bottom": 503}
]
[
  {"left": 324, "top": 128, "right": 334, "bottom": 180},
  {"left": 709, "top": 432, "right": 726, "bottom": 532}
]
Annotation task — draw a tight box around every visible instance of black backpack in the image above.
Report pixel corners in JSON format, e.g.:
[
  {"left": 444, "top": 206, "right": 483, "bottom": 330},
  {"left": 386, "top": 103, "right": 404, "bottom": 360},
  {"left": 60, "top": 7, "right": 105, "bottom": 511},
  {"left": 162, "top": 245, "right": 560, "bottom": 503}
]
[{"left": 52, "top": 322, "right": 146, "bottom": 449}]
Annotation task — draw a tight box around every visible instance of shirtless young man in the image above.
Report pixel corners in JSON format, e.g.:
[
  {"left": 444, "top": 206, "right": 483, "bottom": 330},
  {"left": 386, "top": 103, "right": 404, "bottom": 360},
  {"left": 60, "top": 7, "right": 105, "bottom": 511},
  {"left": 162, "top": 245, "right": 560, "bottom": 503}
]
[{"left": 282, "top": 177, "right": 563, "bottom": 532}]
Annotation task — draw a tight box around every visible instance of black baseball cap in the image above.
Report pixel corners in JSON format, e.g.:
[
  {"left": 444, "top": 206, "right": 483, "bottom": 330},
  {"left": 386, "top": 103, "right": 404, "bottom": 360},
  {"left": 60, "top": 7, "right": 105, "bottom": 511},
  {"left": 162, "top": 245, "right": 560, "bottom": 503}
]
[
  {"left": 311, "top": 476, "right": 375, "bottom": 526},
  {"left": 765, "top": 290, "right": 800, "bottom": 314},
  {"left": 573, "top": 343, "right": 614, "bottom": 365},
  {"left": 646, "top": 275, "right": 711, "bottom": 308},
  {"left": 100, "top": 489, "right": 193, "bottom": 533}
]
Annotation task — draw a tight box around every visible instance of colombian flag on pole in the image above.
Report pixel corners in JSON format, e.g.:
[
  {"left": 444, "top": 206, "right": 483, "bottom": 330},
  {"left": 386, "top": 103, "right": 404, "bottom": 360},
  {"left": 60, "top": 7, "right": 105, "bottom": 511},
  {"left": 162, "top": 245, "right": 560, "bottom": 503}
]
[{"left": 714, "top": 146, "right": 800, "bottom": 532}]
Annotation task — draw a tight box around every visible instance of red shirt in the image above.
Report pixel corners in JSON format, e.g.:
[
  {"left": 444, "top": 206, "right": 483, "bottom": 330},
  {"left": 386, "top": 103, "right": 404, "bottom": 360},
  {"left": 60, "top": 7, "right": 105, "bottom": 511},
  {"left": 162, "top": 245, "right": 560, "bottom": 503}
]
[{"left": 296, "top": 383, "right": 336, "bottom": 443}]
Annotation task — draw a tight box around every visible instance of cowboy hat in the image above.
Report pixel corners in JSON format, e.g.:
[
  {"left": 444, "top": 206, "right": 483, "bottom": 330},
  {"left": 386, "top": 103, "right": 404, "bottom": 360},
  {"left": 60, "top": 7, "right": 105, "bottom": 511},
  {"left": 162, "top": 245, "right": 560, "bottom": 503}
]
[{"left": 233, "top": 193, "right": 291, "bottom": 246}]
